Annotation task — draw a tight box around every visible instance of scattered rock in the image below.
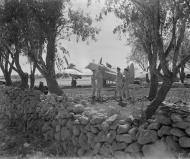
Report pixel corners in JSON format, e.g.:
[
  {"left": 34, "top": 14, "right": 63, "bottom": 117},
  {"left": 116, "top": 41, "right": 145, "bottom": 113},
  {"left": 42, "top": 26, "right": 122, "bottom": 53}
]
[
  {"left": 179, "top": 137, "right": 190, "bottom": 148},
  {"left": 138, "top": 129, "right": 158, "bottom": 145},
  {"left": 170, "top": 128, "right": 186, "bottom": 137}
]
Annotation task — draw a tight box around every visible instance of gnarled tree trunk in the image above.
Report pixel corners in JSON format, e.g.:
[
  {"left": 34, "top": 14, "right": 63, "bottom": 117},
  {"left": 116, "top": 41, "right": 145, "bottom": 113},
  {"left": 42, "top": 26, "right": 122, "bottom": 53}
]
[
  {"left": 179, "top": 64, "right": 185, "bottom": 83},
  {"left": 45, "top": 32, "right": 63, "bottom": 95},
  {"left": 145, "top": 78, "right": 172, "bottom": 119},
  {"left": 148, "top": 73, "right": 158, "bottom": 101},
  {"left": 4, "top": 71, "right": 12, "bottom": 86},
  {"left": 30, "top": 63, "right": 36, "bottom": 89},
  {"left": 14, "top": 48, "right": 29, "bottom": 89}
]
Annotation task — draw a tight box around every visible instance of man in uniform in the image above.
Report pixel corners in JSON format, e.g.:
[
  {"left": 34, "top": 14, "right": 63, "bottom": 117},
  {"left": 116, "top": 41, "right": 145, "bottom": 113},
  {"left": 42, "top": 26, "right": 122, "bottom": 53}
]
[
  {"left": 123, "top": 68, "right": 130, "bottom": 100},
  {"left": 91, "top": 70, "right": 96, "bottom": 103},
  {"left": 96, "top": 66, "right": 103, "bottom": 101},
  {"left": 116, "top": 67, "right": 123, "bottom": 102}
]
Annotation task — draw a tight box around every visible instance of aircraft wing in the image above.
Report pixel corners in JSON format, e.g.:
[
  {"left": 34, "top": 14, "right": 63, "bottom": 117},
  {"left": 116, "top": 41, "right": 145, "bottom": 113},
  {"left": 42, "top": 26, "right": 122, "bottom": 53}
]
[
  {"left": 63, "top": 69, "right": 83, "bottom": 76},
  {"left": 86, "top": 62, "right": 117, "bottom": 81}
]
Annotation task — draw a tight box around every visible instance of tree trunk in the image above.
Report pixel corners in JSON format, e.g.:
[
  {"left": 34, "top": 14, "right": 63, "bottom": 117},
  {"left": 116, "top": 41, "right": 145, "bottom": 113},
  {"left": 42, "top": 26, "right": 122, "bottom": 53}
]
[
  {"left": 30, "top": 73, "right": 35, "bottom": 89},
  {"left": 145, "top": 78, "right": 172, "bottom": 119},
  {"left": 14, "top": 48, "right": 29, "bottom": 89},
  {"left": 44, "top": 32, "right": 63, "bottom": 95},
  {"left": 148, "top": 72, "right": 158, "bottom": 101},
  {"left": 4, "top": 71, "right": 12, "bottom": 86},
  {"left": 30, "top": 64, "right": 36, "bottom": 89},
  {"left": 179, "top": 65, "right": 185, "bottom": 83},
  {"left": 46, "top": 76, "right": 63, "bottom": 95}
]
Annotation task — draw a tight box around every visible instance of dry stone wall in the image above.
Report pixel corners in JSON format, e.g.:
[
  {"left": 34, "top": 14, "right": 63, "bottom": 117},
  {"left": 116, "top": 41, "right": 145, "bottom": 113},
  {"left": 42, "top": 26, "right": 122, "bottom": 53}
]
[{"left": 0, "top": 86, "right": 190, "bottom": 157}]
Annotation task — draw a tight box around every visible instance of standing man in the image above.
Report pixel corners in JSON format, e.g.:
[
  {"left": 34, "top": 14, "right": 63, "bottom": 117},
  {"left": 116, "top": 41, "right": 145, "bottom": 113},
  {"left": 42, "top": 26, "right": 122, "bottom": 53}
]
[
  {"left": 96, "top": 66, "right": 103, "bottom": 101},
  {"left": 91, "top": 70, "right": 96, "bottom": 103},
  {"left": 116, "top": 67, "right": 123, "bottom": 102},
  {"left": 123, "top": 68, "right": 130, "bottom": 100}
]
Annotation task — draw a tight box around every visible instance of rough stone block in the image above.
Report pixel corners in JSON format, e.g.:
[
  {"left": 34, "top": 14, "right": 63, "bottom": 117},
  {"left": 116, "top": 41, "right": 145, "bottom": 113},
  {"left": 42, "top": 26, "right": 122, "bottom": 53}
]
[{"left": 137, "top": 129, "right": 158, "bottom": 145}]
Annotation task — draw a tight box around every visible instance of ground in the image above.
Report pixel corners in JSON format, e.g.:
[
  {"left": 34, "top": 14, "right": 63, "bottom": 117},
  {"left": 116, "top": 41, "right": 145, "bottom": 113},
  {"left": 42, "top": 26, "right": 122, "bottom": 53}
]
[{"left": 64, "top": 84, "right": 190, "bottom": 119}]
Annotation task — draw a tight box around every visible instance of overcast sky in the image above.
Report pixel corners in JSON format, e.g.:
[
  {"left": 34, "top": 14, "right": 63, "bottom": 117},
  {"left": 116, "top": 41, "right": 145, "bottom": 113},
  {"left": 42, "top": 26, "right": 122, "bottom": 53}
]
[
  {"left": 0, "top": 0, "right": 132, "bottom": 75},
  {"left": 61, "top": 0, "right": 131, "bottom": 68}
]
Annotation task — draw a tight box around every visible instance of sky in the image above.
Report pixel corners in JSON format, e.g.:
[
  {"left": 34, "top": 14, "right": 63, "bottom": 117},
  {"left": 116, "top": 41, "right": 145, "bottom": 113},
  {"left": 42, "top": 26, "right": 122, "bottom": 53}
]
[
  {"left": 59, "top": 0, "right": 132, "bottom": 69},
  {"left": 0, "top": 0, "right": 132, "bottom": 75}
]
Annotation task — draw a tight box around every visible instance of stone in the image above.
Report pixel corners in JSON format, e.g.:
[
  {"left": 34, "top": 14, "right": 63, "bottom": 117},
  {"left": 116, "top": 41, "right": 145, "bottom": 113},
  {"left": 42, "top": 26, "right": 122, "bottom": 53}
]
[
  {"left": 110, "top": 122, "right": 118, "bottom": 130},
  {"left": 105, "top": 114, "right": 118, "bottom": 125},
  {"left": 42, "top": 123, "right": 51, "bottom": 132},
  {"left": 173, "top": 121, "right": 190, "bottom": 129},
  {"left": 93, "top": 143, "right": 101, "bottom": 154},
  {"left": 66, "top": 120, "right": 73, "bottom": 129},
  {"left": 155, "top": 114, "right": 171, "bottom": 125},
  {"left": 128, "top": 127, "right": 138, "bottom": 140},
  {"left": 171, "top": 113, "right": 183, "bottom": 122},
  {"left": 55, "top": 124, "right": 61, "bottom": 132},
  {"left": 116, "top": 134, "right": 133, "bottom": 144},
  {"left": 61, "top": 127, "right": 71, "bottom": 141},
  {"left": 106, "top": 130, "right": 116, "bottom": 143},
  {"left": 77, "top": 148, "right": 85, "bottom": 156},
  {"left": 117, "top": 124, "right": 131, "bottom": 134},
  {"left": 142, "top": 144, "right": 153, "bottom": 156},
  {"left": 137, "top": 129, "right": 158, "bottom": 145},
  {"left": 184, "top": 115, "right": 190, "bottom": 122},
  {"left": 118, "top": 119, "right": 127, "bottom": 124},
  {"left": 125, "top": 142, "right": 141, "bottom": 153},
  {"left": 72, "top": 136, "right": 79, "bottom": 146},
  {"left": 79, "top": 133, "right": 89, "bottom": 149},
  {"left": 179, "top": 137, "right": 190, "bottom": 148},
  {"left": 112, "top": 142, "right": 126, "bottom": 151},
  {"left": 95, "top": 131, "right": 107, "bottom": 142},
  {"left": 71, "top": 104, "right": 85, "bottom": 114},
  {"left": 90, "top": 114, "right": 106, "bottom": 125},
  {"left": 90, "top": 126, "right": 99, "bottom": 134},
  {"left": 73, "top": 126, "right": 80, "bottom": 136},
  {"left": 165, "top": 136, "right": 180, "bottom": 151},
  {"left": 114, "top": 151, "right": 128, "bottom": 157},
  {"left": 158, "top": 126, "right": 171, "bottom": 137},
  {"left": 54, "top": 132, "right": 61, "bottom": 141},
  {"left": 87, "top": 132, "right": 95, "bottom": 146},
  {"left": 99, "top": 143, "right": 112, "bottom": 157},
  {"left": 170, "top": 128, "right": 186, "bottom": 137},
  {"left": 101, "top": 121, "right": 109, "bottom": 131},
  {"left": 185, "top": 127, "right": 190, "bottom": 136},
  {"left": 147, "top": 122, "right": 160, "bottom": 130},
  {"left": 78, "top": 115, "right": 89, "bottom": 125}
]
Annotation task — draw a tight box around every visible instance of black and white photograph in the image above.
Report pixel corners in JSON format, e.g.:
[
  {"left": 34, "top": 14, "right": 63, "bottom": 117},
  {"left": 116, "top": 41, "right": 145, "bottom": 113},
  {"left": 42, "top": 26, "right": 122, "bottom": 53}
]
[{"left": 0, "top": 0, "right": 190, "bottom": 158}]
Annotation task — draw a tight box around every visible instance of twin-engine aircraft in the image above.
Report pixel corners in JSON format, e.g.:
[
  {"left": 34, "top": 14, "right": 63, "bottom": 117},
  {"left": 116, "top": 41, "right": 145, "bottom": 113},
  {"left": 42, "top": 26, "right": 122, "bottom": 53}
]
[{"left": 62, "top": 58, "right": 135, "bottom": 85}]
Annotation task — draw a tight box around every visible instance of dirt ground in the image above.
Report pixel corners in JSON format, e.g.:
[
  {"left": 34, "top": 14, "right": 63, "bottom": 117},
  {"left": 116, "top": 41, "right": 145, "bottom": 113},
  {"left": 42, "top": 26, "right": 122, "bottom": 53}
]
[{"left": 63, "top": 84, "right": 190, "bottom": 119}]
